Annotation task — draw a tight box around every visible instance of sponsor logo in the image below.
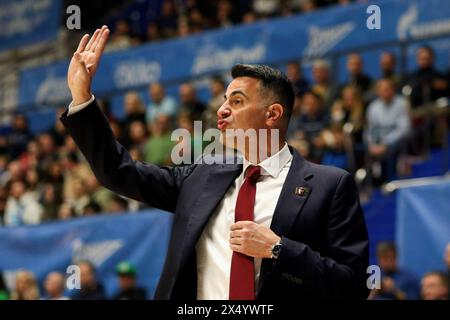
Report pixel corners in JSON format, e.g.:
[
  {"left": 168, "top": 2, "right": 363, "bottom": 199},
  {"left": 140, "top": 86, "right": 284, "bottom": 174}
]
[
  {"left": 72, "top": 238, "right": 123, "bottom": 267},
  {"left": 114, "top": 59, "right": 161, "bottom": 89},
  {"left": 397, "top": 3, "right": 450, "bottom": 40},
  {"left": 192, "top": 43, "right": 266, "bottom": 75},
  {"left": 303, "top": 22, "right": 355, "bottom": 57},
  {"left": 36, "top": 73, "right": 71, "bottom": 105}
]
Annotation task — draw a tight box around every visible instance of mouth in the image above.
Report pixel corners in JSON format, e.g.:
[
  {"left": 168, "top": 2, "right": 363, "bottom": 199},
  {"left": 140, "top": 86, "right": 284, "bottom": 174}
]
[{"left": 217, "top": 119, "right": 229, "bottom": 131}]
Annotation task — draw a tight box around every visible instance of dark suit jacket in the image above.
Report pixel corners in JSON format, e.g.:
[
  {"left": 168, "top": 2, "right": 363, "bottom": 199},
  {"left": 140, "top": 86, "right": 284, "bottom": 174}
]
[{"left": 61, "top": 101, "right": 370, "bottom": 300}]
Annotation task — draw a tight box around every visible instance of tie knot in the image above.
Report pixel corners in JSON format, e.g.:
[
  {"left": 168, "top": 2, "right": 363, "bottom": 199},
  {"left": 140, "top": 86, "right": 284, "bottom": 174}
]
[{"left": 245, "top": 165, "right": 261, "bottom": 183}]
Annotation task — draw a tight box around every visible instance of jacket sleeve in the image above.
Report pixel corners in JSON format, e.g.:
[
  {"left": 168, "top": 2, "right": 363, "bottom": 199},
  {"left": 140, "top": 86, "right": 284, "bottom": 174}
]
[
  {"left": 271, "top": 172, "right": 370, "bottom": 299},
  {"left": 60, "top": 100, "right": 195, "bottom": 213}
]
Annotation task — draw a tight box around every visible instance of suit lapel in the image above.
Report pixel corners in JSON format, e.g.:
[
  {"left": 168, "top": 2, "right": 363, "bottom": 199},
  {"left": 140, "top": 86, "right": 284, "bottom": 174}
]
[
  {"left": 257, "top": 149, "right": 313, "bottom": 295},
  {"left": 181, "top": 163, "right": 242, "bottom": 261},
  {"left": 269, "top": 148, "right": 313, "bottom": 237}
]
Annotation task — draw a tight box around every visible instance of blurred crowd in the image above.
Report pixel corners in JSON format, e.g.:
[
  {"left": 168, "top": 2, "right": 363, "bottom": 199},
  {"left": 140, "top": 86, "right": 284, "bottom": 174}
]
[
  {"left": 0, "top": 242, "right": 448, "bottom": 300},
  {"left": 0, "top": 45, "right": 449, "bottom": 227},
  {"left": 0, "top": 260, "right": 147, "bottom": 300},
  {"left": 101, "top": 0, "right": 360, "bottom": 52}
]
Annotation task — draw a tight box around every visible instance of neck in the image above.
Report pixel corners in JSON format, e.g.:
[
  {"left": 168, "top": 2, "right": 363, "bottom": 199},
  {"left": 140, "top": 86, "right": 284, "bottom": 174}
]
[{"left": 243, "top": 131, "right": 285, "bottom": 163}]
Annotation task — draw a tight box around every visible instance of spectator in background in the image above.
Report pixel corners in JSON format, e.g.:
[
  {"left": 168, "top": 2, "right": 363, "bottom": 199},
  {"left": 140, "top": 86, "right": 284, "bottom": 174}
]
[
  {"left": 85, "top": 175, "right": 113, "bottom": 212},
  {"left": 49, "top": 108, "right": 68, "bottom": 147},
  {"left": 4, "top": 180, "right": 43, "bottom": 226},
  {"left": 37, "top": 133, "right": 57, "bottom": 172},
  {"left": 146, "top": 83, "right": 177, "bottom": 124},
  {"left": 286, "top": 61, "right": 310, "bottom": 97},
  {"left": 72, "top": 261, "right": 105, "bottom": 300},
  {"left": 39, "top": 183, "right": 62, "bottom": 222},
  {"left": 43, "top": 272, "right": 69, "bottom": 300},
  {"left": 7, "top": 114, "right": 32, "bottom": 159},
  {"left": 0, "top": 155, "right": 9, "bottom": 186},
  {"left": 179, "top": 83, "right": 207, "bottom": 121},
  {"left": 70, "top": 179, "right": 90, "bottom": 216},
  {"left": 127, "top": 120, "right": 149, "bottom": 155},
  {"left": 0, "top": 186, "right": 7, "bottom": 225},
  {"left": 57, "top": 203, "right": 75, "bottom": 221},
  {"left": 11, "top": 270, "right": 40, "bottom": 300},
  {"left": 331, "top": 86, "right": 364, "bottom": 143},
  {"left": 330, "top": 85, "right": 365, "bottom": 169},
  {"left": 445, "top": 243, "right": 450, "bottom": 298},
  {"left": 365, "top": 79, "right": 410, "bottom": 184},
  {"left": 311, "top": 59, "right": 339, "bottom": 110},
  {"left": 291, "top": 91, "right": 329, "bottom": 162},
  {"left": 216, "top": 0, "right": 234, "bottom": 28},
  {"left": 145, "top": 21, "right": 162, "bottom": 43},
  {"left": 344, "top": 53, "right": 373, "bottom": 100},
  {"left": 83, "top": 201, "right": 102, "bottom": 216},
  {"left": 252, "top": 0, "right": 280, "bottom": 17},
  {"left": 404, "top": 46, "right": 448, "bottom": 108},
  {"left": 3, "top": 160, "right": 24, "bottom": 186},
  {"left": 379, "top": 52, "right": 402, "bottom": 89},
  {"left": 370, "top": 241, "right": 420, "bottom": 300},
  {"left": 121, "top": 92, "right": 146, "bottom": 147},
  {"left": 203, "top": 76, "right": 226, "bottom": 129},
  {"left": 105, "top": 19, "right": 136, "bottom": 52},
  {"left": 62, "top": 151, "right": 91, "bottom": 202},
  {"left": 19, "top": 140, "right": 40, "bottom": 171},
  {"left": 108, "top": 195, "right": 130, "bottom": 213},
  {"left": 113, "top": 261, "right": 146, "bottom": 300},
  {"left": 0, "top": 270, "right": 8, "bottom": 300},
  {"left": 157, "top": 0, "right": 179, "bottom": 38},
  {"left": 144, "top": 114, "right": 175, "bottom": 166},
  {"left": 421, "top": 271, "right": 449, "bottom": 300},
  {"left": 177, "top": 111, "right": 204, "bottom": 163}
]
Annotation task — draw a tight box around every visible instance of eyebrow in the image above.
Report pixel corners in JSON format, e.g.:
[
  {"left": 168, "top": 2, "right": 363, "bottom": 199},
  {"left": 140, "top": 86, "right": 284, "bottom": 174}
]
[{"left": 224, "top": 90, "right": 249, "bottom": 100}]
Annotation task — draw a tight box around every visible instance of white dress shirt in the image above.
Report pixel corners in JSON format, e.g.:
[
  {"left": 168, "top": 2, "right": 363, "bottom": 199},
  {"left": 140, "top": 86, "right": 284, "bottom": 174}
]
[
  {"left": 196, "top": 143, "right": 292, "bottom": 300},
  {"left": 68, "top": 98, "right": 293, "bottom": 300},
  {"left": 67, "top": 95, "right": 95, "bottom": 115}
]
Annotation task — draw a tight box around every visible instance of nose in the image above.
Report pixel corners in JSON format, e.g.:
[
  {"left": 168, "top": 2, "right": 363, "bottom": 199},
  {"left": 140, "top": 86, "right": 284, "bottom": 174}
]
[{"left": 217, "top": 102, "right": 231, "bottom": 119}]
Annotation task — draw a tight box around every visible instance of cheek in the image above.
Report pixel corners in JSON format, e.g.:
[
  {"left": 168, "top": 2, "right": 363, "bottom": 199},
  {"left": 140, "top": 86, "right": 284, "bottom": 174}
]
[{"left": 235, "top": 108, "right": 264, "bottom": 128}]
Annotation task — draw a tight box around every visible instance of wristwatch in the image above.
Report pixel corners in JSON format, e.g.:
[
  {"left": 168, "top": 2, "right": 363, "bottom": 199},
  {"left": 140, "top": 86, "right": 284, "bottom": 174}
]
[{"left": 271, "top": 240, "right": 282, "bottom": 259}]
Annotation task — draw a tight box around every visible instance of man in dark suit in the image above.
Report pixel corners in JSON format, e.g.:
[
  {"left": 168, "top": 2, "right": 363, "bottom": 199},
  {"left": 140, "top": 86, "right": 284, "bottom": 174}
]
[{"left": 62, "top": 26, "right": 369, "bottom": 300}]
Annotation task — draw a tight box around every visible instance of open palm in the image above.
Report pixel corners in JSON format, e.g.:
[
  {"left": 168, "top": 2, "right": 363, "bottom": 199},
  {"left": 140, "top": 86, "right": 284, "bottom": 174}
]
[{"left": 68, "top": 26, "right": 110, "bottom": 105}]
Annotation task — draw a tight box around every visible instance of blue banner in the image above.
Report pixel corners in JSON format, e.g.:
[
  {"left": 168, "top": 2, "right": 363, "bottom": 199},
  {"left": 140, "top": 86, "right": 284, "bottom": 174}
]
[
  {"left": 0, "top": 0, "right": 61, "bottom": 51},
  {"left": 396, "top": 180, "right": 450, "bottom": 278},
  {"left": 0, "top": 210, "right": 173, "bottom": 299},
  {"left": 17, "top": 0, "right": 450, "bottom": 111}
]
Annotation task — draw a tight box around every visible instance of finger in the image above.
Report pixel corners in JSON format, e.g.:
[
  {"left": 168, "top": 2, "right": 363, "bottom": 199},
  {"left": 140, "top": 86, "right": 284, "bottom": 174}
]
[
  {"left": 73, "top": 52, "right": 87, "bottom": 70},
  {"left": 229, "top": 237, "right": 241, "bottom": 245},
  {"left": 76, "top": 34, "right": 90, "bottom": 53},
  {"left": 85, "top": 28, "right": 101, "bottom": 51},
  {"left": 230, "top": 230, "right": 242, "bottom": 239},
  {"left": 94, "top": 27, "right": 110, "bottom": 56},
  {"left": 230, "top": 244, "right": 242, "bottom": 253},
  {"left": 230, "top": 220, "right": 253, "bottom": 231},
  {"left": 91, "top": 25, "right": 108, "bottom": 53}
]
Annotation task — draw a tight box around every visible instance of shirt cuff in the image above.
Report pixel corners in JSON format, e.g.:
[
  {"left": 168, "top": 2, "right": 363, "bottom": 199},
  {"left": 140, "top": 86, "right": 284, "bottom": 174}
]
[{"left": 67, "top": 95, "right": 95, "bottom": 116}]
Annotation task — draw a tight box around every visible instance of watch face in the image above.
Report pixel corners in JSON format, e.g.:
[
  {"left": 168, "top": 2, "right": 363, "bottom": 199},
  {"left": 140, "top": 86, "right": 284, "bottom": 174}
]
[{"left": 272, "top": 244, "right": 281, "bottom": 258}]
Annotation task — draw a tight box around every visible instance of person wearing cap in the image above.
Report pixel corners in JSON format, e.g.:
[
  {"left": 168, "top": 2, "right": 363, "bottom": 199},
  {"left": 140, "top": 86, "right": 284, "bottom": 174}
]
[{"left": 113, "top": 262, "right": 146, "bottom": 300}]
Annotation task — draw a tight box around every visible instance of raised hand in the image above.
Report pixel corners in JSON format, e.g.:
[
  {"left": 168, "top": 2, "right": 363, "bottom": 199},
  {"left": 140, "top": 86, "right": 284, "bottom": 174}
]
[{"left": 67, "top": 25, "right": 110, "bottom": 105}]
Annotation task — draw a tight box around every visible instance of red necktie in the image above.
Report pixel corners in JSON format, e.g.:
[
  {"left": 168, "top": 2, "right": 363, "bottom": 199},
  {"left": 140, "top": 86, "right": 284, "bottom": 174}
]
[{"left": 229, "top": 165, "right": 261, "bottom": 300}]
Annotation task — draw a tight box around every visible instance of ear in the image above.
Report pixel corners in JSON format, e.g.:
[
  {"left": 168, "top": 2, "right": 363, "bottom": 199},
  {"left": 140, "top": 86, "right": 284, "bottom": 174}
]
[{"left": 265, "top": 103, "right": 284, "bottom": 126}]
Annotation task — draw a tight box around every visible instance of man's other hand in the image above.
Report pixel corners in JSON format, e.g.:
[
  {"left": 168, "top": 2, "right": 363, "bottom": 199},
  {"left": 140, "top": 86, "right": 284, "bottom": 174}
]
[{"left": 68, "top": 25, "right": 110, "bottom": 105}]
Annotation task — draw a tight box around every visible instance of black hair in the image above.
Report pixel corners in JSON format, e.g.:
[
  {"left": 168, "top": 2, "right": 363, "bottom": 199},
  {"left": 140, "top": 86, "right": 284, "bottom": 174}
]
[{"left": 231, "top": 64, "right": 295, "bottom": 122}]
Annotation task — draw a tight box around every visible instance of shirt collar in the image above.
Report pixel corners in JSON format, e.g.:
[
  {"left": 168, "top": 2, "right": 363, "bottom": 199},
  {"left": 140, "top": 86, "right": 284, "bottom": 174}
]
[{"left": 242, "top": 143, "right": 292, "bottom": 179}]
